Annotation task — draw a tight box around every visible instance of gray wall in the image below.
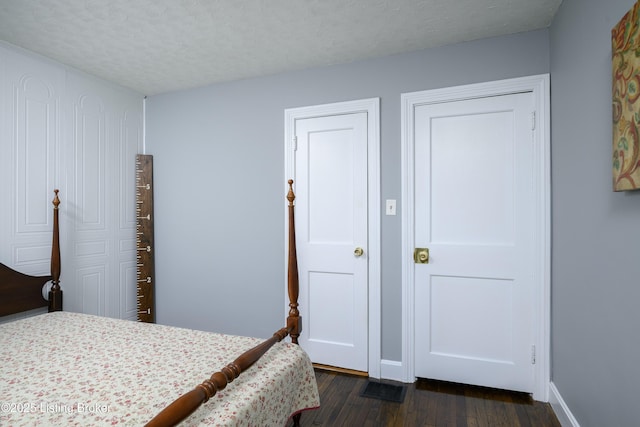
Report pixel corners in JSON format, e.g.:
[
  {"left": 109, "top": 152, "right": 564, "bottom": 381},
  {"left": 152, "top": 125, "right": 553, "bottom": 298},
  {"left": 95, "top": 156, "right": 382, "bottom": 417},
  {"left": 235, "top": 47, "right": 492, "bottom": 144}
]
[
  {"left": 550, "top": 0, "right": 640, "bottom": 426},
  {"left": 146, "top": 30, "right": 549, "bottom": 359}
]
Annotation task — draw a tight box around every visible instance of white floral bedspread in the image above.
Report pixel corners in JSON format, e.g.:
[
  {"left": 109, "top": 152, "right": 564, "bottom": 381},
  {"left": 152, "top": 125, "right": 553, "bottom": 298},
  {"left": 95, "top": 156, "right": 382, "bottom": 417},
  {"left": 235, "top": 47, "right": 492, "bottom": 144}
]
[{"left": 0, "top": 312, "right": 319, "bottom": 426}]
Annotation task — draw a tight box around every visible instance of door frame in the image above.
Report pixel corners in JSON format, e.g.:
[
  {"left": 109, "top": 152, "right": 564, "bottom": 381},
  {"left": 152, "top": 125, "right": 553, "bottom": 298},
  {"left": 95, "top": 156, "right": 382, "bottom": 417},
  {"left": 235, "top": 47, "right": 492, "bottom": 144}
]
[
  {"left": 284, "top": 98, "right": 381, "bottom": 378},
  {"left": 400, "top": 75, "right": 550, "bottom": 401}
]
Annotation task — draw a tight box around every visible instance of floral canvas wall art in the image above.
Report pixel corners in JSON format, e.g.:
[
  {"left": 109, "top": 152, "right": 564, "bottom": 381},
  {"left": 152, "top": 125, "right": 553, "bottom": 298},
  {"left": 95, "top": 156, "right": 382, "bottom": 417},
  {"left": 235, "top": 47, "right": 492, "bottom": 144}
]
[{"left": 612, "top": 0, "right": 640, "bottom": 191}]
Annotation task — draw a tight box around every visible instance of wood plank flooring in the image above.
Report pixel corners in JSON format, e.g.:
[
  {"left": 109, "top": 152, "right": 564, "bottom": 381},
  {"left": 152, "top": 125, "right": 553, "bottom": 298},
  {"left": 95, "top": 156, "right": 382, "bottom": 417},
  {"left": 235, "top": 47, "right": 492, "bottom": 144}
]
[{"left": 290, "top": 369, "right": 561, "bottom": 427}]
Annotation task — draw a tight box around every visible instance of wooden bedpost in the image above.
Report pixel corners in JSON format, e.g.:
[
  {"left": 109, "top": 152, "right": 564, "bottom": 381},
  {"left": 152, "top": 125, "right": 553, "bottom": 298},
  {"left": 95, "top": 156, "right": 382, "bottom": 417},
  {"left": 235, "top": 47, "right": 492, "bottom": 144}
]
[
  {"left": 49, "top": 189, "right": 62, "bottom": 312},
  {"left": 145, "top": 182, "right": 306, "bottom": 427},
  {"left": 286, "top": 180, "right": 301, "bottom": 345}
]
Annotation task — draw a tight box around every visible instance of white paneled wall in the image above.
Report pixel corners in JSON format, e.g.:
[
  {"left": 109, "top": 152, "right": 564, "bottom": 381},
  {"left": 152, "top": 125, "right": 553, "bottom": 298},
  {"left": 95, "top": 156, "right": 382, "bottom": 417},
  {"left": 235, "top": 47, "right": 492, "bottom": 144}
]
[{"left": 0, "top": 43, "right": 143, "bottom": 321}]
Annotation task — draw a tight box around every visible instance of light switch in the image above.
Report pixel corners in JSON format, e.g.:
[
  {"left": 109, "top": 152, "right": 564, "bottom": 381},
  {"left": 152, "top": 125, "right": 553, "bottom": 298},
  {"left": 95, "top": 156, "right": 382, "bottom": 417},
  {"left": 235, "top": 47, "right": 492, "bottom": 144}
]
[{"left": 386, "top": 199, "right": 396, "bottom": 216}]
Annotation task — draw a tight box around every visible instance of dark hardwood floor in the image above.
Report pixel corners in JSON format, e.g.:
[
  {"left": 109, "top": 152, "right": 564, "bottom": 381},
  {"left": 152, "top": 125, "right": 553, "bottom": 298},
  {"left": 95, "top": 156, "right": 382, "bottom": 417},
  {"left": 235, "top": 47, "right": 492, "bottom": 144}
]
[{"left": 291, "top": 369, "right": 561, "bottom": 427}]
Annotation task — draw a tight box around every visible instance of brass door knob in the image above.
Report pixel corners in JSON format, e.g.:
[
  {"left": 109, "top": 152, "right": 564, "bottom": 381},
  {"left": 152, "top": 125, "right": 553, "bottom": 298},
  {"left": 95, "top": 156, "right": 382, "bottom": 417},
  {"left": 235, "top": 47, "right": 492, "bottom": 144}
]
[
  {"left": 354, "top": 247, "right": 364, "bottom": 257},
  {"left": 414, "top": 248, "right": 429, "bottom": 264}
]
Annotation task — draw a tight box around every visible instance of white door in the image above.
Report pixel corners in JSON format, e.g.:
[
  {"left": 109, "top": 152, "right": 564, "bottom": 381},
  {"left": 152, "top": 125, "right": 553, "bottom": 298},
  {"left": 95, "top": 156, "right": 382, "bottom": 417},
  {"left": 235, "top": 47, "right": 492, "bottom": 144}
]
[
  {"left": 292, "top": 112, "right": 369, "bottom": 372},
  {"left": 412, "top": 91, "right": 537, "bottom": 393}
]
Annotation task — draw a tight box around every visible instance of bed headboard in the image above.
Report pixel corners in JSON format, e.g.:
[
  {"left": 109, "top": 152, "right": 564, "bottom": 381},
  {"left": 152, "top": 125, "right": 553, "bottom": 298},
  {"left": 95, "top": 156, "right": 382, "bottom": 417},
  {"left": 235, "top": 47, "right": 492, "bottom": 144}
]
[{"left": 0, "top": 190, "right": 62, "bottom": 317}]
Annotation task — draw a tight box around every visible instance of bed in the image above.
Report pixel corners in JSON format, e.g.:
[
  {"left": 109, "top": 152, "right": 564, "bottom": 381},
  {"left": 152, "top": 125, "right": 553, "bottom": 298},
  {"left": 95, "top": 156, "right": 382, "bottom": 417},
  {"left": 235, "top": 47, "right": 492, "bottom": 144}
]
[{"left": 0, "top": 182, "right": 319, "bottom": 426}]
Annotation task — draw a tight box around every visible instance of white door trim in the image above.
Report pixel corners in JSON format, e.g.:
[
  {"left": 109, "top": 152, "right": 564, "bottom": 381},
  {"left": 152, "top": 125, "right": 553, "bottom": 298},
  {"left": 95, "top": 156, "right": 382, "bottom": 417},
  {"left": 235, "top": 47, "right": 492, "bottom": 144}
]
[
  {"left": 400, "top": 75, "right": 550, "bottom": 401},
  {"left": 285, "top": 98, "right": 381, "bottom": 378}
]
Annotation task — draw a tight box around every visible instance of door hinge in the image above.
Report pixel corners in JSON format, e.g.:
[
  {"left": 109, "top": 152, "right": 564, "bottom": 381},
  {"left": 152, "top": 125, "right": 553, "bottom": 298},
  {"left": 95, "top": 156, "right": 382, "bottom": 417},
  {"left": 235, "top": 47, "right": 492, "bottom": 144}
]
[
  {"left": 531, "top": 111, "right": 536, "bottom": 131},
  {"left": 292, "top": 136, "right": 298, "bottom": 151},
  {"left": 531, "top": 345, "right": 536, "bottom": 364}
]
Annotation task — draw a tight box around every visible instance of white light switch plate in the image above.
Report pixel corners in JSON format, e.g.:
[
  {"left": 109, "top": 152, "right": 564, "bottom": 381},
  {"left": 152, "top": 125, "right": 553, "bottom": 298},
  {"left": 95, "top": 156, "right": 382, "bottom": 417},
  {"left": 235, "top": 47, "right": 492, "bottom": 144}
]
[{"left": 386, "top": 199, "right": 396, "bottom": 216}]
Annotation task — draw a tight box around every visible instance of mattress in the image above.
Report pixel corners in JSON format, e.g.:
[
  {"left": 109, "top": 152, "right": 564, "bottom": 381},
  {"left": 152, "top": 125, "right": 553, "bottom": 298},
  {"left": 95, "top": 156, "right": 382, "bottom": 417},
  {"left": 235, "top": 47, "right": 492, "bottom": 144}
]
[{"left": 0, "top": 312, "right": 319, "bottom": 426}]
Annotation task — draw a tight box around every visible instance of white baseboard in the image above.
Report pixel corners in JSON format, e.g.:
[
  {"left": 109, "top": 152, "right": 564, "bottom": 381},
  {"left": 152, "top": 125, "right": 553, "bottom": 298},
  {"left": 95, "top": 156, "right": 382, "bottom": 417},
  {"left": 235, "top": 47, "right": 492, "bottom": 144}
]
[
  {"left": 379, "top": 359, "right": 405, "bottom": 382},
  {"left": 549, "top": 382, "right": 580, "bottom": 427}
]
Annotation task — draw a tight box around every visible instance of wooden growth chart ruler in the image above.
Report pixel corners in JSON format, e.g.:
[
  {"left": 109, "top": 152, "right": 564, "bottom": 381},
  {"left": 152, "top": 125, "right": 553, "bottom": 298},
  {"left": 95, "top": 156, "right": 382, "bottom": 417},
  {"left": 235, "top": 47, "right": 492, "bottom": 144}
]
[{"left": 136, "top": 154, "right": 155, "bottom": 323}]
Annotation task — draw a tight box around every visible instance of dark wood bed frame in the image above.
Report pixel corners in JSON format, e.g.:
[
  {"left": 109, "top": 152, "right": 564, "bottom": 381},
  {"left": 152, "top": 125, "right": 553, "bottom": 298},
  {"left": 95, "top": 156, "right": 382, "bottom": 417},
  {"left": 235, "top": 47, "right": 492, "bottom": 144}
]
[
  {"left": 0, "top": 182, "right": 305, "bottom": 427},
  {"left": 146, "top": 180, "right": 303, "bottom": 426},
  {"left": 0, "top": 189, "right": 62, "bottom": 317}
]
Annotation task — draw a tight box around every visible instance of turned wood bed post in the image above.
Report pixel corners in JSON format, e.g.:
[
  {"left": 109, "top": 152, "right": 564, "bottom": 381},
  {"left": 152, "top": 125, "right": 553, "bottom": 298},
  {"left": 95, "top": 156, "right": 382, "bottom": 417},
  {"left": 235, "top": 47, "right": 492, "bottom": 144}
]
[
  {"left": 286, "top": 179, "right": 301, "bottom": 344},
  {"left": 49, "top": 189, "right": 62, "bottom": 312},
  {"left": 287, "top": 179, "right": 302, "bottom": 427},
  {"left": 145, "top": 181, "right": 304, "bottom": 427}
]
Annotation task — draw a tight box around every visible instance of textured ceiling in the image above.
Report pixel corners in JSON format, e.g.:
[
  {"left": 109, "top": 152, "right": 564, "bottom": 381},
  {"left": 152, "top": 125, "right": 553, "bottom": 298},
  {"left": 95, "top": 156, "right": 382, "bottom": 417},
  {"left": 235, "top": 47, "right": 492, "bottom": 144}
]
[{"left": 0, "top": 0, "right": 561, "bottom": 95}]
